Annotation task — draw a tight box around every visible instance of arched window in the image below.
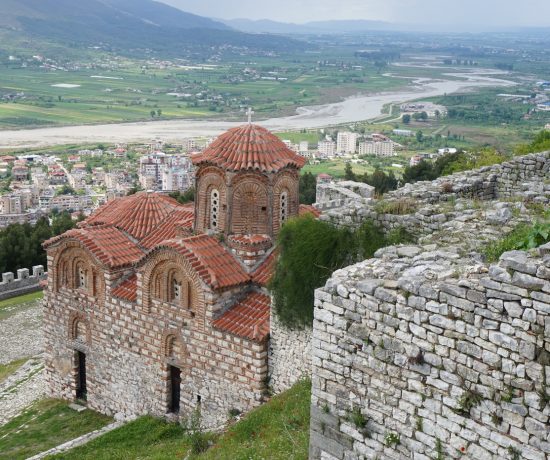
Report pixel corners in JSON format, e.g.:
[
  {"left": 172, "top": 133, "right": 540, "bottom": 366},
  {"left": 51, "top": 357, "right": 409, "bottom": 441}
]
[
  {"left": 186, "top": 281, "right": 192, "bottom": 310},
  {"left": 172, "top": 279, "right": 182, "bottom": 302},
  {"left": 280, "top": 191, "right": 289, "bottom": 226},
  {"left": 76, "top": 263, "right": 87, "bottom": 290},
  {"left": 210, "top": 189, "right": 220, "bottom": 230}
]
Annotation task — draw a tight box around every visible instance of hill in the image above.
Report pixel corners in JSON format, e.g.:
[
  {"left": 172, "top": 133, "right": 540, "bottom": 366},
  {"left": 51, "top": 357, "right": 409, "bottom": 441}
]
[
  {"left": 0, "top": 0, "right": 305, "bottom": 56},
  {"left": 220, "top": 18, "right": 398, "bottom": 34}
]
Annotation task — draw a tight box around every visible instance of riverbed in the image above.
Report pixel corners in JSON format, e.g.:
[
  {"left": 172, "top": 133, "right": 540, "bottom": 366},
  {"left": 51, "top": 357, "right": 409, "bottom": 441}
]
[{"left": 0, "top": 68, "right": 514, "bottom": 149}]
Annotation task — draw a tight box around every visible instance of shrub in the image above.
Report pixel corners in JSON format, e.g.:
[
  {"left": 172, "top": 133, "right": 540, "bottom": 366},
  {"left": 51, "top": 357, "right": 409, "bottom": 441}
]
[
  {"left": 484, "top": 220, "right": 550, "bottom": 262},
  {"left": 181, "top": 408, "right": 209, "bottom": 454},
  {"left": 384, "top": 432, "right": 400, "bottom": 447},
  {"left": 440, "top": 181, "right": 454, "bottom": 193},
  {"left": 456, "top": 390, "right": 483, "bottom": 416},
  {"left": 270, "top": 216, "right": 357, "bottom": 327},
  {"left": 270, "top": 216, "right": 415, "bottom": 328},
  {"left": 347, "top": 406, "right": 367, "bottom": 429}
]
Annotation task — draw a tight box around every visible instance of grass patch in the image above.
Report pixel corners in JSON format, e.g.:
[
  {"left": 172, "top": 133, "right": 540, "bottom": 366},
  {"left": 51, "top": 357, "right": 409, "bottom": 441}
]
[
  {"left": 0, "top": 399, "right": 112, "bottom": 460},
  {"left": 0, "top": 291, "right": 43, "bottom": 312},
  {"left": 54, "top": 379, "right": 311, "bottom": 460},
  {"left": 198, "top": 378, "right": 311, "bottom": 460},
  {"left": 0, "top": 358, "right": 28, "bottom": 383},
  {"left": 51, "top": 415, "right": 190, "bottom": 460},
  {"left": 374, "top": 198, "right": 418, "bottom": 215}
]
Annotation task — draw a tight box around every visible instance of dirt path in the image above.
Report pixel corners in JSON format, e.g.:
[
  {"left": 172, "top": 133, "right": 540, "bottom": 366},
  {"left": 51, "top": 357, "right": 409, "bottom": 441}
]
[{"left": 0, "top": 299, "right": 45, "bottom": 427}]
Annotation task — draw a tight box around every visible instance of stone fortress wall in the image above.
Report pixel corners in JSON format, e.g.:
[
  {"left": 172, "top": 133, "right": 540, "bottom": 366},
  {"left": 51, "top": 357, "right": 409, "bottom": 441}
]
[
  {"left": 0, "top": 265, "right": 46, "bottom": 301},
  {"left": 309, "top": 152, "right": 550, "bottom": 459}
]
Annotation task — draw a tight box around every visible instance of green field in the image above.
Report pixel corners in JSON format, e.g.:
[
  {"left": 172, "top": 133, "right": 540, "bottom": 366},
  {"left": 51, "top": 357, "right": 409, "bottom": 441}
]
[
  {"left": 0, "top": 400, "right": 112, "bottom": 460},
  {"left": 0, "top": 58, "right": 409, "bottom": 130}
]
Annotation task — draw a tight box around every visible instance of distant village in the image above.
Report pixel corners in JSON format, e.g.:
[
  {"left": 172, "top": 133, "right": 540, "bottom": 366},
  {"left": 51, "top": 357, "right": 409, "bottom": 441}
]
[{"left": 1, "top": 111, "right": 549, "bottom": 229}]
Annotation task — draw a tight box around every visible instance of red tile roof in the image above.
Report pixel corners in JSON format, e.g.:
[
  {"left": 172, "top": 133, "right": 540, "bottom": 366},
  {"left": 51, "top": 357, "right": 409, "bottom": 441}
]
[
  {"left": 192, "top": 124, "right": 306, "bottom": 173},
  {"left": 44, "top": 226, "right": 144, "bottom": 268},
  {"left": 251, "top": 251, "right": 277, "bottom": 287},
  {"left": 212, "top": 291, "right": 270, "bottom": 342},
  {"left": 140, "top": 205, "right": 194, "bottom": 249},
  {"left": 83, "top": 192, "right": 186, "bottom": 241},
  {"left": 112, "top": 274, "right": 138, "bottom": 302},
  {"left": 299, "top": 204, "right": 321, "bottom": 218},
  {"left": 153, "top": 235, "right": 250, "bottom": 290}
]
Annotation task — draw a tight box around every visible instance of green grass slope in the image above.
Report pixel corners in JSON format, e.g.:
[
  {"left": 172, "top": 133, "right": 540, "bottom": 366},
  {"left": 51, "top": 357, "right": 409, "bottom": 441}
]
[
  {"left": 53, "top": 379, "right": 311, "bottom": 460},
  {"left": 0, "top": 400, "right": 112, "bottom": 460}
]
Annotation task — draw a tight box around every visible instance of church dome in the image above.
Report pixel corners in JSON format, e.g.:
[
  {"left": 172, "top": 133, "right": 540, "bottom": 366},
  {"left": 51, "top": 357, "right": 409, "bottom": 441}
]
[{"left": 191, "top": 124, "right": 306, "bottom": 173}]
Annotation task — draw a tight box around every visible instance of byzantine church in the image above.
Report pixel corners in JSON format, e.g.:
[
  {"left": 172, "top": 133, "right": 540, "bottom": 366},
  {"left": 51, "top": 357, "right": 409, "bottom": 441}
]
[{"left": 42, "top": 123, "right": 318, "bottom": 426}]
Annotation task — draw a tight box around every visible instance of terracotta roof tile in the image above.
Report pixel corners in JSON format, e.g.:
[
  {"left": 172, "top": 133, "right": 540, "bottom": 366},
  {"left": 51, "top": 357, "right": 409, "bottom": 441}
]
[
  {"left": 152, "top": 234, "right": 250, "bottom": 290},
  {"left": 140, "top": 205, "right": 194, "bottom": 249},
  {"left": 299, "top": 204, "right": 321, "bottom": 218},
  {"left": 192, "top": 124, "right": 306, "bottom": 173},
  {"left": 112, "top": 274, "right": 138, "bottom": 302},
  {"left": 212, "top": 291, "right": 270, "bottom": 342},
  {"left": 251, "top": 251, "right": 277, "bottom": 287},
  {"left": 44, "top": 226, "right": 144, "bottom": 268},
  {"left": 83, "top": 192, "right": 186, "bottom": 241}
]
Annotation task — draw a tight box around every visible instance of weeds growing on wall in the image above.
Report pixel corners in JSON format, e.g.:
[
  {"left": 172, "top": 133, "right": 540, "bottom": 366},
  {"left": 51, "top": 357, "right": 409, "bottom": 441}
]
[
  {"left": 270, "top": 215, "right": 414, "bottom": 328},
  {"left": 484, "top": 219, "right": 550, "bottom": 262}
]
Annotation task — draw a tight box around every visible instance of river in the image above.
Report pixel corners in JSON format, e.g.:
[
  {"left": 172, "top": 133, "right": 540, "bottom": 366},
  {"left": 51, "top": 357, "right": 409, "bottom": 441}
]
[{"left": 0, "top": 69, "right": 514, "bottom": 149}]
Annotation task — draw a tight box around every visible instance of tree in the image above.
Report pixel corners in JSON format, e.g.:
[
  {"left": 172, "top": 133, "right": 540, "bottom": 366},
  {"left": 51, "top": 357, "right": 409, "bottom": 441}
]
[
  {"left": 402, "top": 114, "right": 411, "bottom": 124},
  {"left": 52, "top": 212, "right": 76, "bottom": 236},
  {"left": 150, "top": 110, "right": 156, "bottom": 118},
  {"left": 361, "top": 169, "right": 398, "bottom": 195},
  {"left": 169, "top": 188, "right": 195, "bottom": 204},
  {"left": 299, "top": 172, "right": 317, "bottom": 205},
  {"left": 416, "top": 130, "right": 424, "bottom": 142},
  {"left": 157, "top": 109, "right": 162, "bottom": 117},
  {"left": 344, "top": 163, "right": 357, "bottom": 181}
]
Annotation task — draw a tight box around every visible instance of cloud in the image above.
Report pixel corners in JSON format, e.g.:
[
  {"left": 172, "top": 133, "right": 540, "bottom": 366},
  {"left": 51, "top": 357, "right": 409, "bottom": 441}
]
[{"left": 159, "top": 0, "right": 550, "bottom": 27}]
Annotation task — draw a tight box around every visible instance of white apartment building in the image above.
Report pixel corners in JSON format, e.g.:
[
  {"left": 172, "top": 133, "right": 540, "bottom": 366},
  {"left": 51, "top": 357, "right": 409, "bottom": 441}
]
[
  {"left": 0, "top": 194, "right": 24, "bottom": 214},
  {"left": 318, "top": 140, "right": 336, "bottom": 157},
  {"left": 336, "top": 132, "right": 358, "bottom": 154},
  {"left": 162, "top": 167, "right": 193, "bottom": 192},
  {"left": 359, "top": 141, "right": 395, "bottom": 157}
]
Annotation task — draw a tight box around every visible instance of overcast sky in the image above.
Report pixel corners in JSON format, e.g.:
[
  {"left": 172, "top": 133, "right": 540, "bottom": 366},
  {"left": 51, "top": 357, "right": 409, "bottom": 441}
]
[{"left": 158, "top": 0, "right": 550, "bottom": 28}]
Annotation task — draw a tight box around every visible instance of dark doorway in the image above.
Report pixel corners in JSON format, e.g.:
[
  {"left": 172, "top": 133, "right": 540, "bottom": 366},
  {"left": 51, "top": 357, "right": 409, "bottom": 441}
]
[
  {"left": 169, "top": 366, "right": 181, "bottom": 413},
  {"left": 76, "top": 351, "right": 87, "bottom": 400}
]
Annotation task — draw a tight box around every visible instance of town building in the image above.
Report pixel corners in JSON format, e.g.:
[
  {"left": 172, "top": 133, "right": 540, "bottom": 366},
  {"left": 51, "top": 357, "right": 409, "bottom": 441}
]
[
  {"left": 336, "top": 132, "right": 358, "bottom": 154},
  {"left": 358, "top": 141, "right": 395, "bottom": 157},
  {"left": 43, "top": 124, "right": 313, "bottom": 427},
  {"left": 0, "top": 194, "right": 25, "bottom": 214},
  {"left": 393, "top": 129, "right": 413, "bottom": 137},
  {"left": 317, "top": 140, "right": 336, "bottom": 157}
]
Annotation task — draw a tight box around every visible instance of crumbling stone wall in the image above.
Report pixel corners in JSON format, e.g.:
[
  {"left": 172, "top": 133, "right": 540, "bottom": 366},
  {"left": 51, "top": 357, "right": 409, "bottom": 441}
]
[
  {"left": 317, "top": 152, "right": 550, "bottom": 236},
  {"left": 309, "top": 151, "right": 550, "bottom": 459},
  {"left": 310, "top": 246, "right": 550, "bottom": 460}
]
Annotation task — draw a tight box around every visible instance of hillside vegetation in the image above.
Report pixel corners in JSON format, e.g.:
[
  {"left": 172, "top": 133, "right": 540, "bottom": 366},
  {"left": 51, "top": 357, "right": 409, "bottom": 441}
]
[
  {"left": 0, "top": 0, "right": 303, "bottom": 56},
  {"left": 52, "top": 379, "right": 311, "bottom": 459}
]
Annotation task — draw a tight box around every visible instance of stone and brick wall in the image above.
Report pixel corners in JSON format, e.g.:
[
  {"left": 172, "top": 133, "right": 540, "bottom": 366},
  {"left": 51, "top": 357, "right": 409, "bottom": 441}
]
[
  {"left": 269, "top": 307, "right": 312, "bottom": 393},
  {"left": 43, "top": 245, "right": 269, "bottom": 429},
  {"left": 0, "top": 265, "right": 46, "bottom": 301}
]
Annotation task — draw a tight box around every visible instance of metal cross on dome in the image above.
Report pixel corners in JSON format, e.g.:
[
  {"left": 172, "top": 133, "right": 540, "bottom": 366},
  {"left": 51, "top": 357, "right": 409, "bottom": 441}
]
[{"left": 246, "top": 107, "right": 254, "bottom": 124}]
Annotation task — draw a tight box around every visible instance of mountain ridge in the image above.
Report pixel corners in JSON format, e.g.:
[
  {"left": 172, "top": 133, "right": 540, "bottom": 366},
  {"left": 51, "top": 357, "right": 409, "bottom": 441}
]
[{"left": 0, "top": 0, "right": 305, "bottom": 56}]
